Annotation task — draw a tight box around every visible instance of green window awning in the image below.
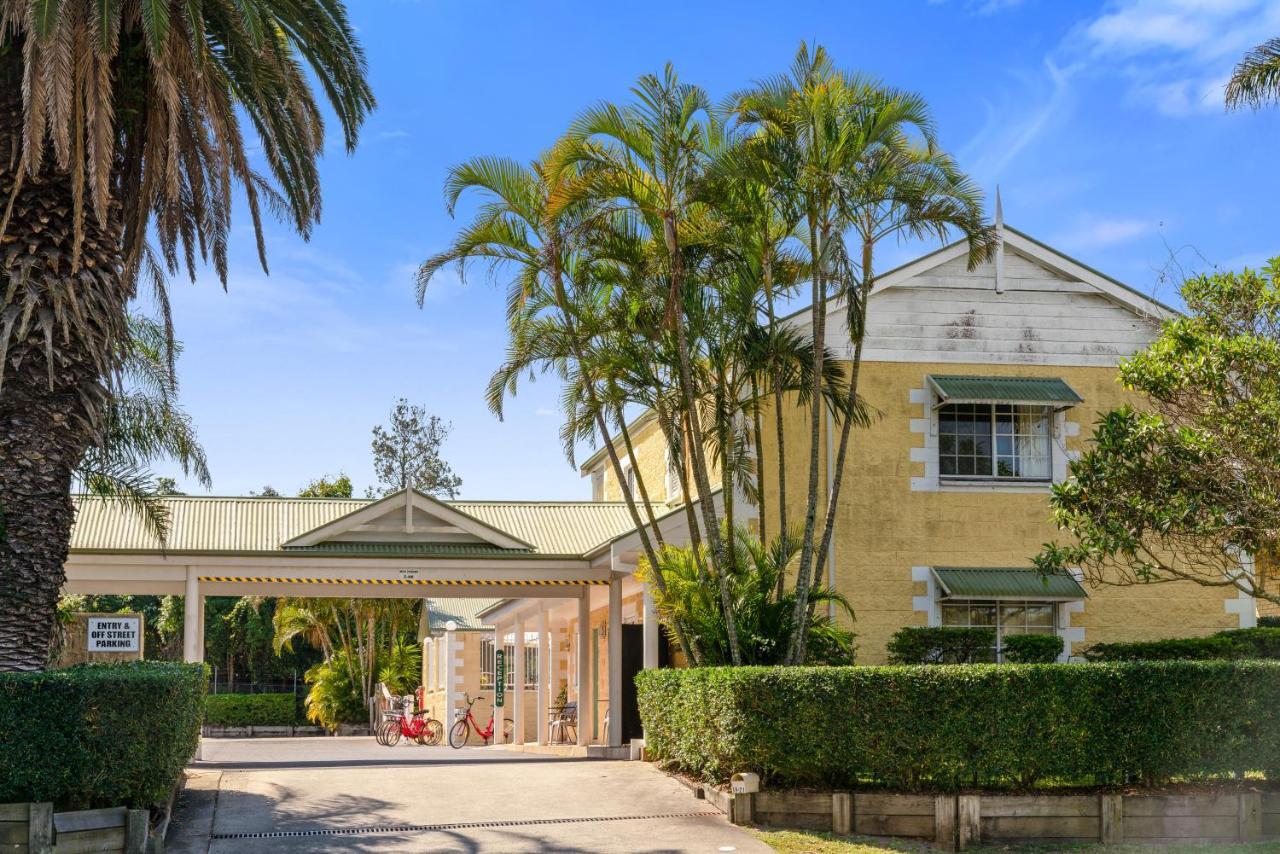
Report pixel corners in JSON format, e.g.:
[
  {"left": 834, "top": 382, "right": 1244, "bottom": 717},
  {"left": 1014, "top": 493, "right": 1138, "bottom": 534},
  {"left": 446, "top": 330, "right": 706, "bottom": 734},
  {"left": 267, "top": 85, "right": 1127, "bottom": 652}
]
[
  {"left": 928, "top": 375, "right": 1083, "bottom": 408},
  {"left": 932, "top": 567, "right": 1088, "bottom": 601}
]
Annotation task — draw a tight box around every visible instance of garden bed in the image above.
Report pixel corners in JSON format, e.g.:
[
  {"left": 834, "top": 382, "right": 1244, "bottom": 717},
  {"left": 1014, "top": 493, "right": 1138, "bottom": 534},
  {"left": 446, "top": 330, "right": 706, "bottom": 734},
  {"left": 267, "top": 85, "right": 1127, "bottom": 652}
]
[{"left": 691, "top": 784, "right": 1280, "bottom": 851}]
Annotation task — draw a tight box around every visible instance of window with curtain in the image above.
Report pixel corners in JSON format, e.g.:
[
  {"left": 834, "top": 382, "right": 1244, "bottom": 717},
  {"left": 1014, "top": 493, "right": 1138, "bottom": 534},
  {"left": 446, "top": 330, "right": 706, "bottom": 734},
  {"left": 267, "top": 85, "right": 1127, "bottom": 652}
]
[
  {"left": 940, "top": 599, "right": 1058, "bottom": 662},
  {"left": 938, "top": 403, "right": 1052, "bottom": 480}
]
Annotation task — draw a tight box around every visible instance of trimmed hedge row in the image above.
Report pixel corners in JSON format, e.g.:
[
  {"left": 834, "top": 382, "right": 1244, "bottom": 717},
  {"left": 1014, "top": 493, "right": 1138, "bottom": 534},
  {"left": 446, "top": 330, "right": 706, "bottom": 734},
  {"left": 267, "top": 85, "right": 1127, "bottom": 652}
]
[
  {"left": 205, "top": 692, "right": 297, "bottom": 727},
  {"left": 1085, "top": 627, "right": 1280, "bottom": 661},
  {"left": 886, "top": 627, "right": 995, "bottom": 664},
  {"left": 1002, "top": 633, "right": 1064, "bottom": 663},
  {"left": 636, "top": 662, "right": 1280, "bottom": 790},
  {"left": 0, "top": 662, "right": 205, "bottom": 809}
]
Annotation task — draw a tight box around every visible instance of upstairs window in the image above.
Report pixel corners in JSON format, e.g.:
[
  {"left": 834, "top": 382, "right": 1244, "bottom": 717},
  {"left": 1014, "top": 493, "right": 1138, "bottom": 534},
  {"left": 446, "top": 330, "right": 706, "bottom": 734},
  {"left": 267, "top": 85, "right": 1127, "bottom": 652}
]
[{"left": 939, "top": 403, "right": 1052, "bottom": 481}]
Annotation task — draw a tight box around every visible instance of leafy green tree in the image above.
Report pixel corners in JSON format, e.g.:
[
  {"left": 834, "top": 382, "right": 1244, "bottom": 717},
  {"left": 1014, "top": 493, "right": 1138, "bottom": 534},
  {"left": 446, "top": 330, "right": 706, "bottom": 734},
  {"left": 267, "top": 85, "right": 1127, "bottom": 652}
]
[
  {"left": 1227, "top": 37, "right": 1280, "bottom": 109},
  {"left": 0, "top": 1, "right": 374, "bottom": 671},
  {"left": 298, "top": 474, "right": 354, "bottom": 499},
  {"left": 154, "top": 478, "right": 184, "bottom": 496},
  {"left": 370, "top": 399, "right": 462, "bottom": 497},
  {"left": 1037, "top": 260, "right": 1280, "bottom": 606}
]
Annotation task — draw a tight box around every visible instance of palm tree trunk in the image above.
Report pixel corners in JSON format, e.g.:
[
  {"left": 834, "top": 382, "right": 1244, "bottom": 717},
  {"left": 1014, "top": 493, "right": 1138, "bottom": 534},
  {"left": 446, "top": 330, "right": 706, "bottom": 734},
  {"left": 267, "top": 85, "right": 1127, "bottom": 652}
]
[
  {"left": 787, "top": 216, "right": 828, "bottom": 664},
  {"left": 662, "top": 214, "right": 726, "bottom": 577},
  {"left": 749, "top": 374, "right": 766, "bottom": 546},
  {"left": 715, "top": 374, "right": 742, "bottom": 665},
  {"left": 763, "top": 274, "right": 790, "bottom": 598},
  {"left": 0, "top": 61, "right": 126, "bottom": 671}
]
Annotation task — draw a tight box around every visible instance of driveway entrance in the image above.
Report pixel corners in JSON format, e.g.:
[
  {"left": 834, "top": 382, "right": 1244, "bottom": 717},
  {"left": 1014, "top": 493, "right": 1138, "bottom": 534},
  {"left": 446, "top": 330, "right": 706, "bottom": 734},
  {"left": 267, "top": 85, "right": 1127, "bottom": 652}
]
[{"left": 169, "top": 738, "right": 769, "bottom": 853}]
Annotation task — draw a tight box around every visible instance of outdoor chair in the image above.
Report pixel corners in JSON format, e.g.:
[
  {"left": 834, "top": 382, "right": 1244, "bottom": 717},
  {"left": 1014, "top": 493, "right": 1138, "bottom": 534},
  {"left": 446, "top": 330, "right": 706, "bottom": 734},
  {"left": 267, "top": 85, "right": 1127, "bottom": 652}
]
[{"left": 548, "top": 702, "right": 577, "bottom": 744}]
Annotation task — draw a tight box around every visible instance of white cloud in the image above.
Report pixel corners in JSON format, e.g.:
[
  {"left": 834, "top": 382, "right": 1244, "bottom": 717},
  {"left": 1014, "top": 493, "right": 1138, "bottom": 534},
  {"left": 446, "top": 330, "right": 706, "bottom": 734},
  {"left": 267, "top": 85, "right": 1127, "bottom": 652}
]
[
  {"left": 1057, "top": 216, "right": 1154, "bottom": 249},
  {"left": 1076, "top": 0, "right": 1280, "bottom": 116},
  {"left": 960, "top": 59, "right": 1075, "bottom": 180}
]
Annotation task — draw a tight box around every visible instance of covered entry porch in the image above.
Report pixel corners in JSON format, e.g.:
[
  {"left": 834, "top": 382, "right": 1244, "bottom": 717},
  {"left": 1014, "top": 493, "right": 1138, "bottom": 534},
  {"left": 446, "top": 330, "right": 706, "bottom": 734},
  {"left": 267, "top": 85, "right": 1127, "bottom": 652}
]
[{"left": 64, "top": 487, "right": 684, "bottom": 749}]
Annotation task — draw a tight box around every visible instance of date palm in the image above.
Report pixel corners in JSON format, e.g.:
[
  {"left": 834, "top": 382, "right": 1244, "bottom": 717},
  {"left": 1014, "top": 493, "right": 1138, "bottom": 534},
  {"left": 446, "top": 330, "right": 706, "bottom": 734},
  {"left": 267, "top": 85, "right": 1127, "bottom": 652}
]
[
  {"left": 1226, "top": 37, "right": 1280, "bottom": 109},
  {"left": 0, "top": 0, "right": 374, "bottom": 670}
]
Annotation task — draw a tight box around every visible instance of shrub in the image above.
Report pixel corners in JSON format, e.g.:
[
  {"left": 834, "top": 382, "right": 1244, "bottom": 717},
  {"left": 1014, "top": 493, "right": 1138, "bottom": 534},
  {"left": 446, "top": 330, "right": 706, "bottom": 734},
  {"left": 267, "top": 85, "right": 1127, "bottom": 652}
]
[
  {"left": 636, "top": 661, "right": 1280, "bottom": 791},
  {"left": 1084, "top": 635, "right": 1243, "bottom": 661},
  {"left": 1259, "top": 616, "right": 1280, "bottom": 628},
  {"left": 205, "top": 693, "right": 297, "bottom": 727},
  {"left": 1002, "top": 633, "right": 1064, "bottom": 663},
  {"left": 1220, "top": 627, "right": 1280, "bottom": 658},
  {"left": 886, "top": 627, "right": 994, "bottom": 664},
  {"left": 0, "top": 662, "right": 205, "bottom": 809},
  {"left": 1085, "top": 628, "right": 1280, "bottom": 662}
]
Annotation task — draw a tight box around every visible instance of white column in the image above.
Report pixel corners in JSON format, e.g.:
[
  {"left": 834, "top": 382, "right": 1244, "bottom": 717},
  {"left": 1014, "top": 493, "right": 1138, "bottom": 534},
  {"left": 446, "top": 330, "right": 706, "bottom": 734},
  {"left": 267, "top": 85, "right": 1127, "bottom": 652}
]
[
  {"left": 197, "top": 594, "right": 206, "bottom": 657},
  {"left": 513, "top": 615, "right": 526, "bottom": 745},
  {"left": 537, "top": 609, "right": 550, "bottom": 745},
  {"left": 576, "top": 592, "right": 590, "bottom": 747},
  {"left": 607, "top": 576, "right": 623, "bottom": 748},
  {"left": 642, "top": 584, "right": 659, "bottom": 669},
  {"left": 183, "top": 567, "right": 202, "bottom": 663},
  {"left": 443, "top": 626, "right": 457, "bottom": 723}
]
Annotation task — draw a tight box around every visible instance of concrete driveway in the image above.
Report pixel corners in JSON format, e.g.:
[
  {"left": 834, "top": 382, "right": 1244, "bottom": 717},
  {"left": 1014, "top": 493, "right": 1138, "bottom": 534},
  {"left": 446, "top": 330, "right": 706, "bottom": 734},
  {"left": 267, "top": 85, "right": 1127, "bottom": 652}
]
[{"left": 168, "top": 737, "right": 770, "bottom": 853}]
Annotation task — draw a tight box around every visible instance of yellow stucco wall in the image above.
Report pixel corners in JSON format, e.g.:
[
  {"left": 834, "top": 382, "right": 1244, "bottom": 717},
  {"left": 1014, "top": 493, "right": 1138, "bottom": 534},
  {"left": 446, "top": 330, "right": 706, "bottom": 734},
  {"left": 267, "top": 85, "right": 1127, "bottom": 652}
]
[{"left": 756, "top": 360, "right": 1243, "bottom": 664}]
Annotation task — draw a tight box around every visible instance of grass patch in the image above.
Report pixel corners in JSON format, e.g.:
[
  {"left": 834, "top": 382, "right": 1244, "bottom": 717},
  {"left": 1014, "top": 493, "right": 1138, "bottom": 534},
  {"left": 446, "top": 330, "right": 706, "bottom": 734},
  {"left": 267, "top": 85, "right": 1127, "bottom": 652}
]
[{"left": 752, "top": 828, "right": 1280, "bottom": 854}]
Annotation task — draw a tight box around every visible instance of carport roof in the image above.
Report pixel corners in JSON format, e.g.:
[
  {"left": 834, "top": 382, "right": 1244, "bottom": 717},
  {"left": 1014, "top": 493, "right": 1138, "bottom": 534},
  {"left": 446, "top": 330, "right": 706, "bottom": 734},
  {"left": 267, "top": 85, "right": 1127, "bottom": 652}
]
[{"left": 70, "top": 494, "right": 638, "bottom": 558}]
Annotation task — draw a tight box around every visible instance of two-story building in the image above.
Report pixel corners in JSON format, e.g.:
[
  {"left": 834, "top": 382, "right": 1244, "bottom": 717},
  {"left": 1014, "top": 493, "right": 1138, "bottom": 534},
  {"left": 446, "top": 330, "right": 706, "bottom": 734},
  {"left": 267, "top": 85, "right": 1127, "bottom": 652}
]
[
  {"left": 579, "top": 225, "right": 1253, "bottom": 664},
  {"left": 65, "top": 224, "right": 1254, "bottom": 751}
]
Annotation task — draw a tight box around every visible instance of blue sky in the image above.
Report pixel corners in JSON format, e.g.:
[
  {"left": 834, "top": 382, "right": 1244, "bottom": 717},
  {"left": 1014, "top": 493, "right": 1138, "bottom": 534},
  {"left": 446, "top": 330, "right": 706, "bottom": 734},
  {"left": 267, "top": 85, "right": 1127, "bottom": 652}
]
[{"left": 156, "top": 0, "right": 1280, "bottom": 500}]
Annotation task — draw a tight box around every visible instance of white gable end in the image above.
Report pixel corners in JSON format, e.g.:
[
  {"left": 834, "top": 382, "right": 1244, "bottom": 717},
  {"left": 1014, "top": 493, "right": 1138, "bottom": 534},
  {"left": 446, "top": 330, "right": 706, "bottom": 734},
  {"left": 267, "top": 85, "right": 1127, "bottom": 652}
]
[
  {"left": 282, "top": 489, "right": 533, "bottom": 550},
  {"left": 810, "top": 228, "right": 1172, "bottom": 367}
]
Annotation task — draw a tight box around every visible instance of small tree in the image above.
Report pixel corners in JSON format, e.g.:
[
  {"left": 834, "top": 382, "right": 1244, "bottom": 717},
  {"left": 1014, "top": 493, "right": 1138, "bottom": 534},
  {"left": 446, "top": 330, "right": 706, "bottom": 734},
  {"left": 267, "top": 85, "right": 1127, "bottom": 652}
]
[
  {"left": 370, "top": 399, "right": 463, "bottom": 497},
  {"left": 1037, "top": 259, "right": 1280, "bottom": 606},
  {"left": 298, "top": 474, "right": 354, "bottom": 498}
]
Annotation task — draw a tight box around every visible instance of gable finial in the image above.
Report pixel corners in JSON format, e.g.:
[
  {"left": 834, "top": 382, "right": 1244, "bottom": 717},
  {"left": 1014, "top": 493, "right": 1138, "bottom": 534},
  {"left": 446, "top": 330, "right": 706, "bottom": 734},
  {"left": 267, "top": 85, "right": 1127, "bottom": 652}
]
[{"left": 994, "top": 185, "right": 1005, "bottom": 295}]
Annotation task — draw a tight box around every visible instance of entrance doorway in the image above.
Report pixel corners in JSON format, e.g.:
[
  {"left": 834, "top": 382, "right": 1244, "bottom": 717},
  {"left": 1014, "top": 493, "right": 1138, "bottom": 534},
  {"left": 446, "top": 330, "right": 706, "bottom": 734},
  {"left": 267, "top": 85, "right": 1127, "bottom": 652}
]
[{"left": 620, "top": 624, "right": 670, "bottom": 742}]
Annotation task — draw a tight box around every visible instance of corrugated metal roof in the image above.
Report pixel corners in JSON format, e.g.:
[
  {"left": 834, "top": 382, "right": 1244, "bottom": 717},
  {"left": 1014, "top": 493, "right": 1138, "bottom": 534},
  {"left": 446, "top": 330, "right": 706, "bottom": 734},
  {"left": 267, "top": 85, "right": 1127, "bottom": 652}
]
[
  {"left": 929, "top": 375, "right": 1083, "bottom": 405},
  {"left": 70, "top": 496, "right": 637, "bottom": 557},
  {"left": 933, "top": 567, "right": 1088, "bottom": 600},
  {"left": 424, "top": 598, "right": 502, "bottom": 632}
]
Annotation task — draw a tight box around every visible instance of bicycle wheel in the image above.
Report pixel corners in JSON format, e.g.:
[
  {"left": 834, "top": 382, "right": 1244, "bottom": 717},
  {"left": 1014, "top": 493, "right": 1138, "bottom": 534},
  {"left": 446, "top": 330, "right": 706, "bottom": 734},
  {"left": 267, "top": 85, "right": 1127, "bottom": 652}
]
[
  {"left": 448, "top": 718, "right": 470, "bottom": 749},
  {"left": 417, "top": 718, "right": 444, "bottom": 746},
  {"left": 382, "top": 719, "right": 403, "bottom": 747}
]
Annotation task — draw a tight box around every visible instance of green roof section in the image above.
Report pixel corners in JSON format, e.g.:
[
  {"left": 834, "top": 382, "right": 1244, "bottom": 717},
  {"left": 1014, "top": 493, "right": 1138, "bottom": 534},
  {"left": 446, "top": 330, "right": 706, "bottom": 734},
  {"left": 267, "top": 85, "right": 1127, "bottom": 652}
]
[
  {"left": 423, "top": 598, "right": 502, "bottom": 633},
  {"left": 933, "top": 567, "right": 1088, "bottom": 600},
  {"left": 928, "top": 375, "right": 1083, "bottom": 406},
  {"left": 69, "top": 495, "right": 638, "bottom": 557}
]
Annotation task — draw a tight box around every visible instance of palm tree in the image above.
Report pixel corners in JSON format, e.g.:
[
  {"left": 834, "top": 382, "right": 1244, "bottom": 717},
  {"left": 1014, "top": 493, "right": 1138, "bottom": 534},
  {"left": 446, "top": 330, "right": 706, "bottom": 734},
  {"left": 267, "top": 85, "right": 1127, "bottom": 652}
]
[
  {"left": 418, "top": 154, "right": 699, "bottom": 663},
  {"left": 0, "top": 2, "right": 374, "bottom": 670},
  {"left": 731, "top": 46, "right": 989, "bottom": 663},
  {"left": 76, "top": 314, "right": 211, "bottom": 540},
  {"left": 799, "top": 88, "right": 991, "bottom": 662},
  {"left": 1226, "top": 37, "right": 1280, "bottom": 109},
  {"left": 552, "top": 67, "right": 751, "bottom": 661}
]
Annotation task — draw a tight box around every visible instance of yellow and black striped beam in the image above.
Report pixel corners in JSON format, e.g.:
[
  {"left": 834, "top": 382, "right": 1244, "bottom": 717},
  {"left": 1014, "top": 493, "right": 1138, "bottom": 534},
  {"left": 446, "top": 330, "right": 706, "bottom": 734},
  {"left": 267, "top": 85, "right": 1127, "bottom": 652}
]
[{"left": 197, "top": 576, "right": 608, "bottom": 587}]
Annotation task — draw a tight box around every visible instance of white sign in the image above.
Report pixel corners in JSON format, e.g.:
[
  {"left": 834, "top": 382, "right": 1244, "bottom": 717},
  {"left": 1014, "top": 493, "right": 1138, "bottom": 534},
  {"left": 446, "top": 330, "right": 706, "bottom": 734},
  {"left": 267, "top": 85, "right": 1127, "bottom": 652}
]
[{"left": 87, "top": 616, "right": 141, "bottom": 653}]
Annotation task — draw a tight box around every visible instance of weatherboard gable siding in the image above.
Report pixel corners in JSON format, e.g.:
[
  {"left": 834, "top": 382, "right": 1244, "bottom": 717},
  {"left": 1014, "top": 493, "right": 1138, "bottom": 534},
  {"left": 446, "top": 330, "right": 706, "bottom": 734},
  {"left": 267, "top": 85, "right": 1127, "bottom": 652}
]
[{"left": 787, "top": 231, "right": 1166, "bottom": 368}]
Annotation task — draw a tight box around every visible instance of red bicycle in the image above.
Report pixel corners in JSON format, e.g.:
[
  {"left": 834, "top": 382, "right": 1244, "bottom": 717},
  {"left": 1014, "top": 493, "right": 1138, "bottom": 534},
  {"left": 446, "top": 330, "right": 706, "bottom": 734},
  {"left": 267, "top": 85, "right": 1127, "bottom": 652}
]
[
  {"left": 378, "top": 698, "right": 443, "bottom": 747},
  {"left": 448, "top": 692, "right": 513, "bottom": 748}
]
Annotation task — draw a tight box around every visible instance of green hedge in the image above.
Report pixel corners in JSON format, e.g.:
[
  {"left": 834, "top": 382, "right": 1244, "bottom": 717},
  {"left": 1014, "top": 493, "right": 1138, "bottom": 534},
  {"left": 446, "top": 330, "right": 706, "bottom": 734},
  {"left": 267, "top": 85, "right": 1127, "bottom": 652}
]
[
  {"left": 1003, "top": 633, "right": 1064, "bottom": 663},
  {"left": 636, "top": 662, "right": 1280, "bottom": 790},
  {"left": 0, "top": 662, "right": 205, "bottom": 809},
  {"left": 886, "top": 627, "right": 995, "bottom": 664},
  {"left": 205, "top": 693, "right": 297, "bottom": 727},
  {"left": 1085, "top": 628, "right": 1280, "bottom": 661}
]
